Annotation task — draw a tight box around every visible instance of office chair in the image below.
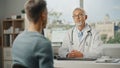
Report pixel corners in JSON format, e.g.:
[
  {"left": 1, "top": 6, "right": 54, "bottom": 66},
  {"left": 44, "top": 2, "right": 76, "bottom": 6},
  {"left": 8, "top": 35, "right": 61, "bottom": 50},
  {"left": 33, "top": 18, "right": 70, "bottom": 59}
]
[{"left": 12, "top": 64, "right": 27, "bottom": 68}]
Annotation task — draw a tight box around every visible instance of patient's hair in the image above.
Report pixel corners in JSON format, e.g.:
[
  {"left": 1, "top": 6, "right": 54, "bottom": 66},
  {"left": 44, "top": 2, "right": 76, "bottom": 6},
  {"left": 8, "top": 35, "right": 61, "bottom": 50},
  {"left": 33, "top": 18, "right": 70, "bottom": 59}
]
[{"left": 24, "top": 0, "right": 46, "bottom": 23}]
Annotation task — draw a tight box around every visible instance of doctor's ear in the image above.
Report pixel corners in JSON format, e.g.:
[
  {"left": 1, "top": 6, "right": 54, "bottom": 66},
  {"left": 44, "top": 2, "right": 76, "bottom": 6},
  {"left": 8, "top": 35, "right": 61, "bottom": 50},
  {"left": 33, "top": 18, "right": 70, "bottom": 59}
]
[{"left": 85, "top": 15, "right": 87, "bottom": 20}]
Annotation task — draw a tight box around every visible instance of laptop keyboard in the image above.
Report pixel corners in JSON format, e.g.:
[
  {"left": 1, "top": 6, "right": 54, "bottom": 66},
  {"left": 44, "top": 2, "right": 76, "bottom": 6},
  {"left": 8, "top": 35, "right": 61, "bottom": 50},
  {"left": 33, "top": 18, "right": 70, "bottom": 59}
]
[{"left": 56, "top": 57, "right": 96, "bottom": 61}]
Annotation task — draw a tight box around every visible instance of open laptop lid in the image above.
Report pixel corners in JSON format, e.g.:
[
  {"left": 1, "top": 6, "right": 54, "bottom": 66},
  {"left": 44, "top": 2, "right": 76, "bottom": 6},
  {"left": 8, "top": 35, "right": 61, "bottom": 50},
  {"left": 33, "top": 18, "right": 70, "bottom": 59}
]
[{"left": 102, "top": 44, "right": 120, "bottom": 58}]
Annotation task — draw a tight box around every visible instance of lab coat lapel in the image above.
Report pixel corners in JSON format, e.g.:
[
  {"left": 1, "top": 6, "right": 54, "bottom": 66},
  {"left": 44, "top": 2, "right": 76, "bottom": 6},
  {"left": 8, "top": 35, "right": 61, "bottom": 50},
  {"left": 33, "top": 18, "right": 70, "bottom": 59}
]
[
  {"left": 73, "top": 29, "right": 80, "bottom": 46},
  {"left": 80, "top": 31, "right": 87, "bottom": 43},
  {"left": 80, "top": 25, "right": 91, "bottom": 43}
]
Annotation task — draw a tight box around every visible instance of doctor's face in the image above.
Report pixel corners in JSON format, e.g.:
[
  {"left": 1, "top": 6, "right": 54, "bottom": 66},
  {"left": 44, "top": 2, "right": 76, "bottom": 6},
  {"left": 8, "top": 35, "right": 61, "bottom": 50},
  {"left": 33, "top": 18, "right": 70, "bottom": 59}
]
[{"left": 73, "top": 9, "right": 87, "bottom": 26}]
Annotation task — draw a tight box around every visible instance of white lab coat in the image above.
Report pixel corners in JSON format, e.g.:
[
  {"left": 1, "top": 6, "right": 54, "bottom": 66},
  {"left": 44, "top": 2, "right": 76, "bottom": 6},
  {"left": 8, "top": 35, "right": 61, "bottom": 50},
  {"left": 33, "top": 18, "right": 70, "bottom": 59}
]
[{"left": 59, "top": 24, "right": 103, "bottom": 58}]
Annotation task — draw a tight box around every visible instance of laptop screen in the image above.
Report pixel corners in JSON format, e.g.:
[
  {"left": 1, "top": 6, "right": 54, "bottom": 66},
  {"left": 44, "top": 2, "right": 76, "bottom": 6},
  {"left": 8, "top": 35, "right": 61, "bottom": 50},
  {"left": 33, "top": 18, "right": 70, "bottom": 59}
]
[{"left": 102, "top": 45, "right": 120, "bottom": 58}]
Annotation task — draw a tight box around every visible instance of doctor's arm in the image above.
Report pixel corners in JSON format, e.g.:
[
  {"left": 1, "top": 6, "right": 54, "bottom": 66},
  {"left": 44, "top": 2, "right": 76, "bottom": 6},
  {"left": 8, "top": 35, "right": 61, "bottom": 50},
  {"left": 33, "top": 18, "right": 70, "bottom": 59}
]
[
  {"left": 58, "top": 32, "right": 71, "bottom": 58},
  {"left": 84, "top": 31, "right": 103, "bottom": 59}
]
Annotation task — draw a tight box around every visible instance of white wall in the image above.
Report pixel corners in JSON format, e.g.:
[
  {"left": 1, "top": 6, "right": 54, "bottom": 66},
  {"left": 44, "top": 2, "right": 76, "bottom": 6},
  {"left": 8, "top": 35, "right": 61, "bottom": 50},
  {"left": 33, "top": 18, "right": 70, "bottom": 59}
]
[
  {"left": 0, "top": 1, "right": 27, "bottom": 67},
  {"left": 4, "top": 0, "right": 27, "bottom": 18},
  {"left": 0, "top": 0, "right": 27, "bottom": 36},
  {"left": 0, "top": 0, "right": 5, "bottom": 18},
  {"left": 0, "top": 0, "right": 5, "bottom": 36},
  {"left": 0, "top": 1, "right": 4, "bottom": 67}
]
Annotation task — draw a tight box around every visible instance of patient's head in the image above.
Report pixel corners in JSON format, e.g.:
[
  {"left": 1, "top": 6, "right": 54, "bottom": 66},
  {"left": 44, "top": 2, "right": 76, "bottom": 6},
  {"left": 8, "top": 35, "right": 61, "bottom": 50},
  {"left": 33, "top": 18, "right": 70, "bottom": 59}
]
[{"left": 24, "top": 0, "right": 48, "bottom": 30}]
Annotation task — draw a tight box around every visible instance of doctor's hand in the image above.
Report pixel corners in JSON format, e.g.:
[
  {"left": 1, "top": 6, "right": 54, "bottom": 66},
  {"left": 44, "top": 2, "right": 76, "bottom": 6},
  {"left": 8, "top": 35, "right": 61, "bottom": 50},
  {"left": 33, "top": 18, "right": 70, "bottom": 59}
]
[{"left": 67, "top": 50, "right": 83, "bottom": 58}]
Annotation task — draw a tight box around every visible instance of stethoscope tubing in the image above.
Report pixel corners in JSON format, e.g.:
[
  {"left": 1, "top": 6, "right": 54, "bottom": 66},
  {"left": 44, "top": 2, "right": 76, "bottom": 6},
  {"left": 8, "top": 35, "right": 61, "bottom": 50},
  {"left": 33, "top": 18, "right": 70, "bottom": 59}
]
[{"left": 70, "top": 25, "right": 92, "bottom": 45}]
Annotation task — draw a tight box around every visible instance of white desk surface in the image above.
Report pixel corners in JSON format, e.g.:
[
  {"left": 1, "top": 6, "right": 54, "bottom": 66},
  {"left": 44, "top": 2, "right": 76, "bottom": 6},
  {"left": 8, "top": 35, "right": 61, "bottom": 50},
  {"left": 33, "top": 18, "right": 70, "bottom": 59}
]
[{"left": 54, "top": 59, "right": 120, "bottom": 68}]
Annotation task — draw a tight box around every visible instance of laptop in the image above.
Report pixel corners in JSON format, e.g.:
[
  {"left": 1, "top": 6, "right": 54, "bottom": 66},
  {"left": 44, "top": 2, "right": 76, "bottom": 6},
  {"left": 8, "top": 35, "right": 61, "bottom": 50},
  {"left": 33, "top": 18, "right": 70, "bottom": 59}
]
[
  {"left": 103, "top": 47, "right": 120, "bottom": 58},
  {"left": 55, "top": 56, "right": 96, "bottom": 61}
]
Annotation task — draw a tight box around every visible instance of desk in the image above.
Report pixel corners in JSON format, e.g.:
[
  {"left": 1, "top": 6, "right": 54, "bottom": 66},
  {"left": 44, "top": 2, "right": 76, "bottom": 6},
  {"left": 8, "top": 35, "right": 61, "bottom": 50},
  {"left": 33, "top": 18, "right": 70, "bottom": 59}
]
[{"left": 54, "top": 60, "right": 120, "bottom": 68}]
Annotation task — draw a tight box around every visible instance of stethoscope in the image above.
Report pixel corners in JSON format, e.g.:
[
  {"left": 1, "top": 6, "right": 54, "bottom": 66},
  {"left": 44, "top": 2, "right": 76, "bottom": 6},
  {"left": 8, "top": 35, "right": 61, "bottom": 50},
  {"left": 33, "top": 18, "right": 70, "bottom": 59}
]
[{"left": 70, "top": 25, "right": 92, "bottom": 46}]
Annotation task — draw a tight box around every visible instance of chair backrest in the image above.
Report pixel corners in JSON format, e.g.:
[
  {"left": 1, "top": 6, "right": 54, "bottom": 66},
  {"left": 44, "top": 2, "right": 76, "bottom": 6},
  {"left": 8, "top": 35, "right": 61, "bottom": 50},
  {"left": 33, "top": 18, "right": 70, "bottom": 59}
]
[{"left": 12, "top": 64, "right": 27, "bottom": 68}]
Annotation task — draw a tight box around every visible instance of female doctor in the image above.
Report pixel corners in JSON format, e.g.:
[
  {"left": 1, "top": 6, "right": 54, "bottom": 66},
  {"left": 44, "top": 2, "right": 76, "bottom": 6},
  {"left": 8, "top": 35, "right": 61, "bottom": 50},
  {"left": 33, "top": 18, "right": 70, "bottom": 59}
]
[{"left": 59, "top": 8, "right": 102, "bottom": 59}]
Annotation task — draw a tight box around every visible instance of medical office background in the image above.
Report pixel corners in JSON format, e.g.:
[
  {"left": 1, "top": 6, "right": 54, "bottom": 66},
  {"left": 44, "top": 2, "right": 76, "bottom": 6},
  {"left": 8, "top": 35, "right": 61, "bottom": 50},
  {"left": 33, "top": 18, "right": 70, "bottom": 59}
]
[{"left": 0, "top": 0, "right": 120, "bottom": 68}]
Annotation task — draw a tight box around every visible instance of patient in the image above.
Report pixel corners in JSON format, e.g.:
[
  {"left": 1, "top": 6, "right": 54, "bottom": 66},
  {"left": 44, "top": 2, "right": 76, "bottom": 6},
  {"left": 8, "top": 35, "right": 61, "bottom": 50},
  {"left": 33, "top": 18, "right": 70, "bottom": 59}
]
[{"left": 12, "top": 0, "right": 54, "bottom": 68}]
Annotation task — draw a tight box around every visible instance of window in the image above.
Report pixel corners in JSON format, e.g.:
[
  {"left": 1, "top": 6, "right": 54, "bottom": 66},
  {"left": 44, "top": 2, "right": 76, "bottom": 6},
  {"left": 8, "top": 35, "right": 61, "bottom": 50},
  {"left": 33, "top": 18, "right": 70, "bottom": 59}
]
[
  {"left": 46, "top": 0, "right": 79, "bottom": 23},
  {"left": 45, "top": 0, "right": 79, "bottom": 43},
  {"left": 84, "top": 0, "right": 120, "bottom": 43},
  {"left": 45, "top": 0, "right": 120, "bottom": 44}
]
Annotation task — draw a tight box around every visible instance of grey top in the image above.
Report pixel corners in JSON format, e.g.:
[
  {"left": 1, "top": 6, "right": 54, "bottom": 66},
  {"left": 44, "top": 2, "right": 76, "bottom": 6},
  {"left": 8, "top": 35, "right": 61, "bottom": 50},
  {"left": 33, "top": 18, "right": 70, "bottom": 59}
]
[{"left": 12, "top": 30, "right": 54, "bottom": 68}]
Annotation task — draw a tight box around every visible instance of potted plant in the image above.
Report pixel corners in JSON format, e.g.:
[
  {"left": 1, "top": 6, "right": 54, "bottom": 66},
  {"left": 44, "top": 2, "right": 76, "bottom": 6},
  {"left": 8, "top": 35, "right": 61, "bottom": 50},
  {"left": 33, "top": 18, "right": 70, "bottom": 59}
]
[
  {"left": 21, "top": 9, "right": 25, "bottom": 18},
  {"left": 21, "top": 9, "right": 25, "bottom": 14}
]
